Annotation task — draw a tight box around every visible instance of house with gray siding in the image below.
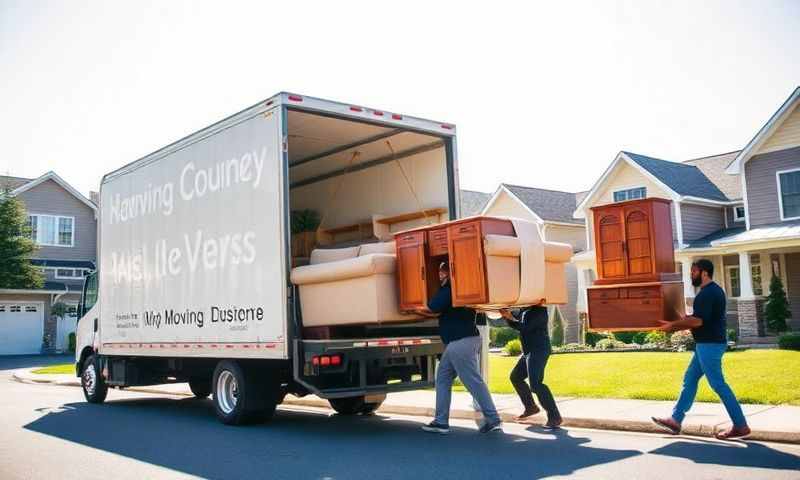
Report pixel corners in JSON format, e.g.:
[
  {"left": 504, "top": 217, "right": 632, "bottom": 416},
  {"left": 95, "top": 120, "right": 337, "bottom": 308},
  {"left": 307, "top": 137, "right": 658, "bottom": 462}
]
[
  {"left": 0, "top": 172, "right": 97, "bottom": 354},
  {"left": 573, "top": 86, "right": 800, "bottom": 341}
]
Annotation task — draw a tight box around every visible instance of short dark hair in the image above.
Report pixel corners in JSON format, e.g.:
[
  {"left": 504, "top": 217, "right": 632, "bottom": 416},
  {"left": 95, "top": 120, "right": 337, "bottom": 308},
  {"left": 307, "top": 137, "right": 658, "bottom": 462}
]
[{"left": 692, "top": 259, "right": 714, "bottom": 279}]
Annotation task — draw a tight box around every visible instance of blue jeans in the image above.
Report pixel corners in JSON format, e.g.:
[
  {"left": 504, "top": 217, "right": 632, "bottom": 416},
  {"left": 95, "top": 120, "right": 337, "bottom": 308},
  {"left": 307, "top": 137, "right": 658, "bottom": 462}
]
[
  {"left": 672, "top": 343, "right": 747, "bottom": 427},
  {"left": 435, "top": 336, "right": 500, "bottom": 425}
]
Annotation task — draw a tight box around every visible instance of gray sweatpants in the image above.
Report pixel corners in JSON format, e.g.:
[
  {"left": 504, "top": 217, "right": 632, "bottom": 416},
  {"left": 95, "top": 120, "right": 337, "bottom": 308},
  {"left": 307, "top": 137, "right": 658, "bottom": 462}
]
[{"left": 435, "top": 335, "right": 500, "bottom": 425}]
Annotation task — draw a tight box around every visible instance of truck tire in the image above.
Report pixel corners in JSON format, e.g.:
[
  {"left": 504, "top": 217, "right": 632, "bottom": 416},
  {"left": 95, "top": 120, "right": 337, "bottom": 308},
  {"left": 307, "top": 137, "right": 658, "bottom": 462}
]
[
  {"left": 189, "top": 377, "right": 212, "bottom": 398},
  {"left": 329, "top": 396, "right": 383, "bottom": 415},
  {"left": 81, "top": 354, "right": 108, "bottom": 404},
  {"left": 212, "top": 360, "right": 278, "bottom": 425}
]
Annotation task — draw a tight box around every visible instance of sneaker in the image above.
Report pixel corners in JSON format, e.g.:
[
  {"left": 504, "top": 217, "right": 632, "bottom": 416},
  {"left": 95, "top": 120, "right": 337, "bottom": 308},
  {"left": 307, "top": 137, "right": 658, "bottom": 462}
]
[
  {"left": 479, "top": 419, "right": 503, "bottom": 434},
  {"left": 715, "top": 425, "right": 751, "bottom": 440},
  {"left": 421, "top": 421, "right": 450, "bottom": 434},
  {"left": 651, "top": 416, "right": 681, "bottom": 435},
  {"left": 543, "top": 416, "right": 563, "bottom": 430},
  {"left": 515, "top": 405, "right": 541, "bottom": 421}
]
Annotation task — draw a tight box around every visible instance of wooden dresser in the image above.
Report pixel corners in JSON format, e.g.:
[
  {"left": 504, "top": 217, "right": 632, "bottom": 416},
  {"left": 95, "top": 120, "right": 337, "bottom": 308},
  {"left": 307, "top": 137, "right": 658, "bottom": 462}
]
[
  {"left": 587, "top": 198, "right": 685, "bottom": 331},
  {"left": 395, "top": 217, "right": 514, "bottom": 310}
]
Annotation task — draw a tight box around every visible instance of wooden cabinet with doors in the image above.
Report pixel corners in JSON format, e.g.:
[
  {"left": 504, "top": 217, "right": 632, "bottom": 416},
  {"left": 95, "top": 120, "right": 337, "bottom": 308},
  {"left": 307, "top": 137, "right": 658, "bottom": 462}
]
[
  {"left": 587, "top": 198, "right": 684, "bottom": 331},
  {"left": 591, "top": 198, "right": 679, "bottom": 285},
  {"left": 394, "top": 217, "right": 515, "bottom": 311}
]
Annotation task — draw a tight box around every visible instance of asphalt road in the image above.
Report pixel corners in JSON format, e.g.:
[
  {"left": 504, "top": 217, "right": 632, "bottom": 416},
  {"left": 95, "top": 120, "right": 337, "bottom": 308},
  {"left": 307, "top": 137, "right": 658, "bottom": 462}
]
[{"left": 1, "top": 356, "right": 799, "bottom": 480}]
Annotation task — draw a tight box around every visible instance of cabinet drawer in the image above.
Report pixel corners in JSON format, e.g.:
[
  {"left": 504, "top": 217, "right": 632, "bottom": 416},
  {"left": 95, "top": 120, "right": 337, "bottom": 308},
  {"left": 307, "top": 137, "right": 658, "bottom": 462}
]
[
  {"left": 588, "top": 297, "right": 663, "bottom": 330},
  {"left": 625, "top": 286, "right": 661, "bottom": 299},
  {"left": 428, "top": 228, "right": 449, "bottom": 256},
  {"left": 396, "top": 231, "right": 425, "bottom": 247},
  {"left": 588, "top": 288, "right": 619, "bottom": 300},
  {"left": 449, "top": 222, "right": 477, "bottom": 238}
]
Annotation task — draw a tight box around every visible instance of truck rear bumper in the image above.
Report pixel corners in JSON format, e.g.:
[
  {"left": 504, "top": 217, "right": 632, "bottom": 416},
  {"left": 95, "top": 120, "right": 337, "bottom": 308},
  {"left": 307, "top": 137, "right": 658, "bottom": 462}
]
[{"left": 293, "top": 336, "right": 444, "bottom": 399}]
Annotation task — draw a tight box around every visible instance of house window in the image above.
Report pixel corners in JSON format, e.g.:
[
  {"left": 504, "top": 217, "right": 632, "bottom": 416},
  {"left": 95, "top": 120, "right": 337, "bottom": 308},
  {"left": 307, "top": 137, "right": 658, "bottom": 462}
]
[
  {"left": 777, "top": 168, "right": 800, "bottom": 220},
  {"left": 726, "top": 266, "right": 741, "bottom": 298},
  {"left": 613, "top": 187, "right": 646, "bottom": 202},
  {"left": 54, "top": 268, "right": 86, "bottom": 279},
  {"left": 733, "top": 206, "right": 745, "bottom": 222},
  {"left": 751, "top": 254, "right": 763, "bottom": 296},
  {"left": 28, "top": 214, "right": 74, "bottom": 247}
]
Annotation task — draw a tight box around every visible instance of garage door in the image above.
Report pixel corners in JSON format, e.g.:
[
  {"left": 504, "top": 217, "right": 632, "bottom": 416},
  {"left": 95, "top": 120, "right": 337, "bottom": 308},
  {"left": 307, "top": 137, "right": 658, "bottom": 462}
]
[{"left": 0, "top": 302, "right": 44, "bottom": 355}]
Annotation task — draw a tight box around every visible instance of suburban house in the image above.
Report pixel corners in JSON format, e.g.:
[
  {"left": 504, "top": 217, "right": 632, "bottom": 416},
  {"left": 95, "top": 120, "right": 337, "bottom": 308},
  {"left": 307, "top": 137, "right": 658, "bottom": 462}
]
[
  {"left": 461, "top": 184, "right": 588, "bottom": 343},
  {"left": 573, "top": 86, "right": 800, "bottom": 340},
  {"left": 0, "top": 172, "right": 97, "bottom": 354}
]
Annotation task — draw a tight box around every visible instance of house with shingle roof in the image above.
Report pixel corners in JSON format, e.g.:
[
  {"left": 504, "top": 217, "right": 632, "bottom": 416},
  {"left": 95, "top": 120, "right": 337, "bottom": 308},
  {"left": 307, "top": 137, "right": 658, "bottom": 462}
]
[
  {"left": 0, "top": 172, "right": 97, "bottom": 354},
  {"left": 476, "top": 183, "right": 587, "bottom": 343},
  {"left": 573, "top": 86, "right": 800, "bottom": 340}
]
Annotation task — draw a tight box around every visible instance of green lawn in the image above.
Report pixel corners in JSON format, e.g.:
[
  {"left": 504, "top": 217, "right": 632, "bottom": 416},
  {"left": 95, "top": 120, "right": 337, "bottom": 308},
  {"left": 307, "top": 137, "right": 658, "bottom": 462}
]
[
  {"left": 32, "top": 364, "right": 74, "bottom": 375},
  {"left": 32, "top": 350, "right": 800, "bottom": 405},
  {"left": 455, "top": 350, "right": 800, "bottom": 406}
]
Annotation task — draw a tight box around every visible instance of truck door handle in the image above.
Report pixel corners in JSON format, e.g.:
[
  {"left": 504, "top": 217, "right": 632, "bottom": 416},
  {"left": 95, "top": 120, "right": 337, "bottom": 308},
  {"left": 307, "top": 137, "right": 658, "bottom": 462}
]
[{"left": 93, "top": 318, "right": 98, "bottom": 332}]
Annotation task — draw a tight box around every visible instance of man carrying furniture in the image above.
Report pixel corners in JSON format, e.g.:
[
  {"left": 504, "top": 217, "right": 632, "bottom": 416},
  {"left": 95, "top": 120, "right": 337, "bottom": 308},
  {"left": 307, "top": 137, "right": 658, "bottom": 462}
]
[
  {"left": 416, "top": 262, "right": 502, "bottom": 434},
  {"left": 652, "top": 259, "right": 751, "bottom": 440}
]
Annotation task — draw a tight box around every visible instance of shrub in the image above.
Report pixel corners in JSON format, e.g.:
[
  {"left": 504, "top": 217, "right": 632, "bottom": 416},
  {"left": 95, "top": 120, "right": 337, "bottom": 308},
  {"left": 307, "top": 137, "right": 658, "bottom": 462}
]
[
  {"left": 632, "top": 332, "right": 649, "bottom": 345},
  {"left": 727, "top": 328, "right": 738, "bottom": 343},
  {"left": 555, "top": 343, "right": 586, "bottom": 353},
  {"left": 490, "top": 327, "right": 519, "bottom": 347},
  {"left": 595, "top": 338, "right": 627, "bottom": 350},
  {"left": 504, "top": 339, "right": 522, "bottom": 356},
  {"left": 550, "top": 313, "right": 564, "bottom": 347},
  {"left": 670, "top": 330, "right": 695, "bottom": 351},
  {"left": 765, "top": 275, "right": 792, "bottom": 334},
  {"left": 613, "top": 331, "right": 646, "bottom": 344},
  {"left": 290, "top": 209, "right": 320, "bottom": 234},
  {"left": 584, "top": 330, "right": 609, "bottom": 347},
  {"left": 68, "top": 332, "right": 76, "bottom": 352},
  {"left": 778, "top": 332, "right": 800, "bottom": 350},
  {"left": 644, "top": 330, "right": 668, "bottom": 345}
]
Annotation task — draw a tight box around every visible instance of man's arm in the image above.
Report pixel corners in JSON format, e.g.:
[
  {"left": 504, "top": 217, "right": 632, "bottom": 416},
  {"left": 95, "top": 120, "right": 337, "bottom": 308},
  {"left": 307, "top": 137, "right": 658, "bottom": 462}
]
[
  {"left": 659, "top": 315, "right": 702, "bottom": 333},
  {"left": 500, "top": 309, "right": 522, "bottom": 331}
]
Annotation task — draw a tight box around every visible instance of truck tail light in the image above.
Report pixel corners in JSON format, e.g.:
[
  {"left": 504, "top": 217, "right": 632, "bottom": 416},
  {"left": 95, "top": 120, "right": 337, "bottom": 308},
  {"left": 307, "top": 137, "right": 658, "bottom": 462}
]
[
  {"left": 311, "top": 354, "right": 342, "bottom": 368},
  {"left": 350, "top": 106, "right": 363, "bottom": 112},
  {"left": 392, "top": 114, "right": 403, "bottom": 120},
  {"left": 288, "top": 95, "right": 303, "bottom": 102}
]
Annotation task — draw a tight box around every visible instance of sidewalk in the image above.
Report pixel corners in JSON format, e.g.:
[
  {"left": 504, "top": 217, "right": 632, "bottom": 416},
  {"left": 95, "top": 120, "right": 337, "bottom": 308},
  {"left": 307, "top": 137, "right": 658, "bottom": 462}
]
[{"left": 13, "top": 368, "right": 800, "bottom": 444}]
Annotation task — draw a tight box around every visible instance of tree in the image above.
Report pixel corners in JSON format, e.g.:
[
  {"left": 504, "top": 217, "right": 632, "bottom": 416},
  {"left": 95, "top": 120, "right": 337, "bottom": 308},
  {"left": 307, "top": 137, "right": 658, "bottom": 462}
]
[
  {"left": 0, "top": 186, "right": 43, "bottom": 289},
  {"left": 550, "top": 308, "right": 564, "bottom": 347},
  {"left": 764, "top": 274, "right": 791, "bottom": 334}
]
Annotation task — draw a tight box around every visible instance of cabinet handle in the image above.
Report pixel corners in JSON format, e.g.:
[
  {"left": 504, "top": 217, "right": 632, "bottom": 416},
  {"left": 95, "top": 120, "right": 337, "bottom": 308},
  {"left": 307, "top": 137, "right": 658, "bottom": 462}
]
[
  {"left": 459, "top": 226, "right": 472, "bottom": 233},
  {"left": 642, "top": 300, "right": 650, "bottom": 305},
  {"left": 421, "top": 265, "right": 425, "bottom": 280},
  {"left": 403, "top": 235, "right": 415, "bottom": 241}
]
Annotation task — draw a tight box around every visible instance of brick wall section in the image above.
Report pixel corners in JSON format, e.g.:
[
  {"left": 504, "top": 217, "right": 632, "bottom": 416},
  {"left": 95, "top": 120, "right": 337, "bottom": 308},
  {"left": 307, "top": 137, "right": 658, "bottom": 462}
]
[{"left": 737, "top": 298, "right": 766, "bottom": 338}]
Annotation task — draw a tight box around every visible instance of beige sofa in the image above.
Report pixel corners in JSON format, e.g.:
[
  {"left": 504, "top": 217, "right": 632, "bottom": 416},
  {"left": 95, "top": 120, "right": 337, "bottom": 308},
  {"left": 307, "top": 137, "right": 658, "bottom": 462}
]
[
  {"left": 483, "top": 234, "right": 573, "bottom": 305},
  {"left": 290, "top": 241, "right": 421, "bottom": 327}
]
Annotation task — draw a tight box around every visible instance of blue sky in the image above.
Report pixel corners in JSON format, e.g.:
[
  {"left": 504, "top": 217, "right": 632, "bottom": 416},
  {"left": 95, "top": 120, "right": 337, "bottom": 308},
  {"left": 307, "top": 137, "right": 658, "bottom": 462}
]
[{"left": 1, "top": 0, "right": 798, "bottom": 197}]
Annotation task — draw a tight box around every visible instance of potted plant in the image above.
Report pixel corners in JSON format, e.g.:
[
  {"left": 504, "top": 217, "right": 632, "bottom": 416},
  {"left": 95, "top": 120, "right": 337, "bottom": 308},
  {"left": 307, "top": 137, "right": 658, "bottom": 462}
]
[{"left": 291, "top": 209, "right": 321, "bottom": 258}]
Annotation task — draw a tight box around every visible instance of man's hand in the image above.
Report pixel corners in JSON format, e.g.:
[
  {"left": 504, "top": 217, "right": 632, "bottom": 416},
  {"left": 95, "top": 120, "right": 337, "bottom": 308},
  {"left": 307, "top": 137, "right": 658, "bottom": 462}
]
[
  {"left": 412, "top": 307, "right": 438, "bottom": 318},
  {"left": 658, "top": 320, "right": 680, "bottom": 333},
  {"left": 499, "top": 308, "right": 514, "bottom": 321}
]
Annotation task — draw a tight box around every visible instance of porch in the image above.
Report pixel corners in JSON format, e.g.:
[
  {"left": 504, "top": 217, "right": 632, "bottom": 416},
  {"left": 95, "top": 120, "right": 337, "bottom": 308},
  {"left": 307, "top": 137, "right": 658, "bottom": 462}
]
[{"left": 678, "top": 223, "right": 800, "bottom": 340}]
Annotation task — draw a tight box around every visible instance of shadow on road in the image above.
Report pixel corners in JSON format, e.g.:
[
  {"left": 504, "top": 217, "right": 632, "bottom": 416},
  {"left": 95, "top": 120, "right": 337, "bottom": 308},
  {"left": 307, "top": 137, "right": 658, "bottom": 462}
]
[
  {"left": 0, "top": 355, "right": 71, "bottom": 372},
  {"left": 650, "top": 439, "right": 800, "bottom": 471},
  {"left": 24, "top": 396, "right": 643, "bottom": 479}
]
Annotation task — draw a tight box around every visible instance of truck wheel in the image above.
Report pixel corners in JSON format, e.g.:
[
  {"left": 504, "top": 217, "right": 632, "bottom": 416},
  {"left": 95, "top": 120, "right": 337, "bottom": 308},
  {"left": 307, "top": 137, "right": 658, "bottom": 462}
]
[
  {"left": 81, "top": 354, "right": 108, "bottom": 404},
  {"left": 329, "top": 396, "right": 383, "bottom": 415},
  {"left": 212, "top": 360, "right": 278, "bottom": 425},
  {"left": 189, "top": 377, "right": 212, "bottom": 398}
]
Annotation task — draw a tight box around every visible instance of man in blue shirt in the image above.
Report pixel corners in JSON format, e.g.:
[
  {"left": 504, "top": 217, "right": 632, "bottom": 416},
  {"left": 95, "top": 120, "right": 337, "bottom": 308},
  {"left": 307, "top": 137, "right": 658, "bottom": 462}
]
[
  {"left": 652, "top": 259, "right": 750, "bottom": 440},
  {"left": 418, "top": 262, "right": 502, "bottom": 434}
]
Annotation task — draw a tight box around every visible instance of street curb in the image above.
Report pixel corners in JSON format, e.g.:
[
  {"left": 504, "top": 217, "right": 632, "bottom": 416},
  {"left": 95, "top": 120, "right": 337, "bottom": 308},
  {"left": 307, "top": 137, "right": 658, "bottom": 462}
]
[{"left": 13, "top": 371, "right": 799, "bottom": 444}]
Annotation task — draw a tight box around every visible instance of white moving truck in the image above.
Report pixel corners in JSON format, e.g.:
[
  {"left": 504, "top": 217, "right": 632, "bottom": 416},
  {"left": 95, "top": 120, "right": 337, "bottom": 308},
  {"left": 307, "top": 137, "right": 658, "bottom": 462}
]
[{"left": 75, "top": 92, "right": 460, "bottom": 424}]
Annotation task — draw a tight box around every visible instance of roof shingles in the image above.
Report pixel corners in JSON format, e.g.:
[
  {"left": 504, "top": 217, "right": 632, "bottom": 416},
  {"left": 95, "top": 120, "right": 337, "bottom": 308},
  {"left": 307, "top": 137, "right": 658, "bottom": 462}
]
[
  {"left": 502, "top": 184, "right": 585, "bottom": 225},
  {"left": 624, "top": 151, "right": 729, "bottom": 202}
]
